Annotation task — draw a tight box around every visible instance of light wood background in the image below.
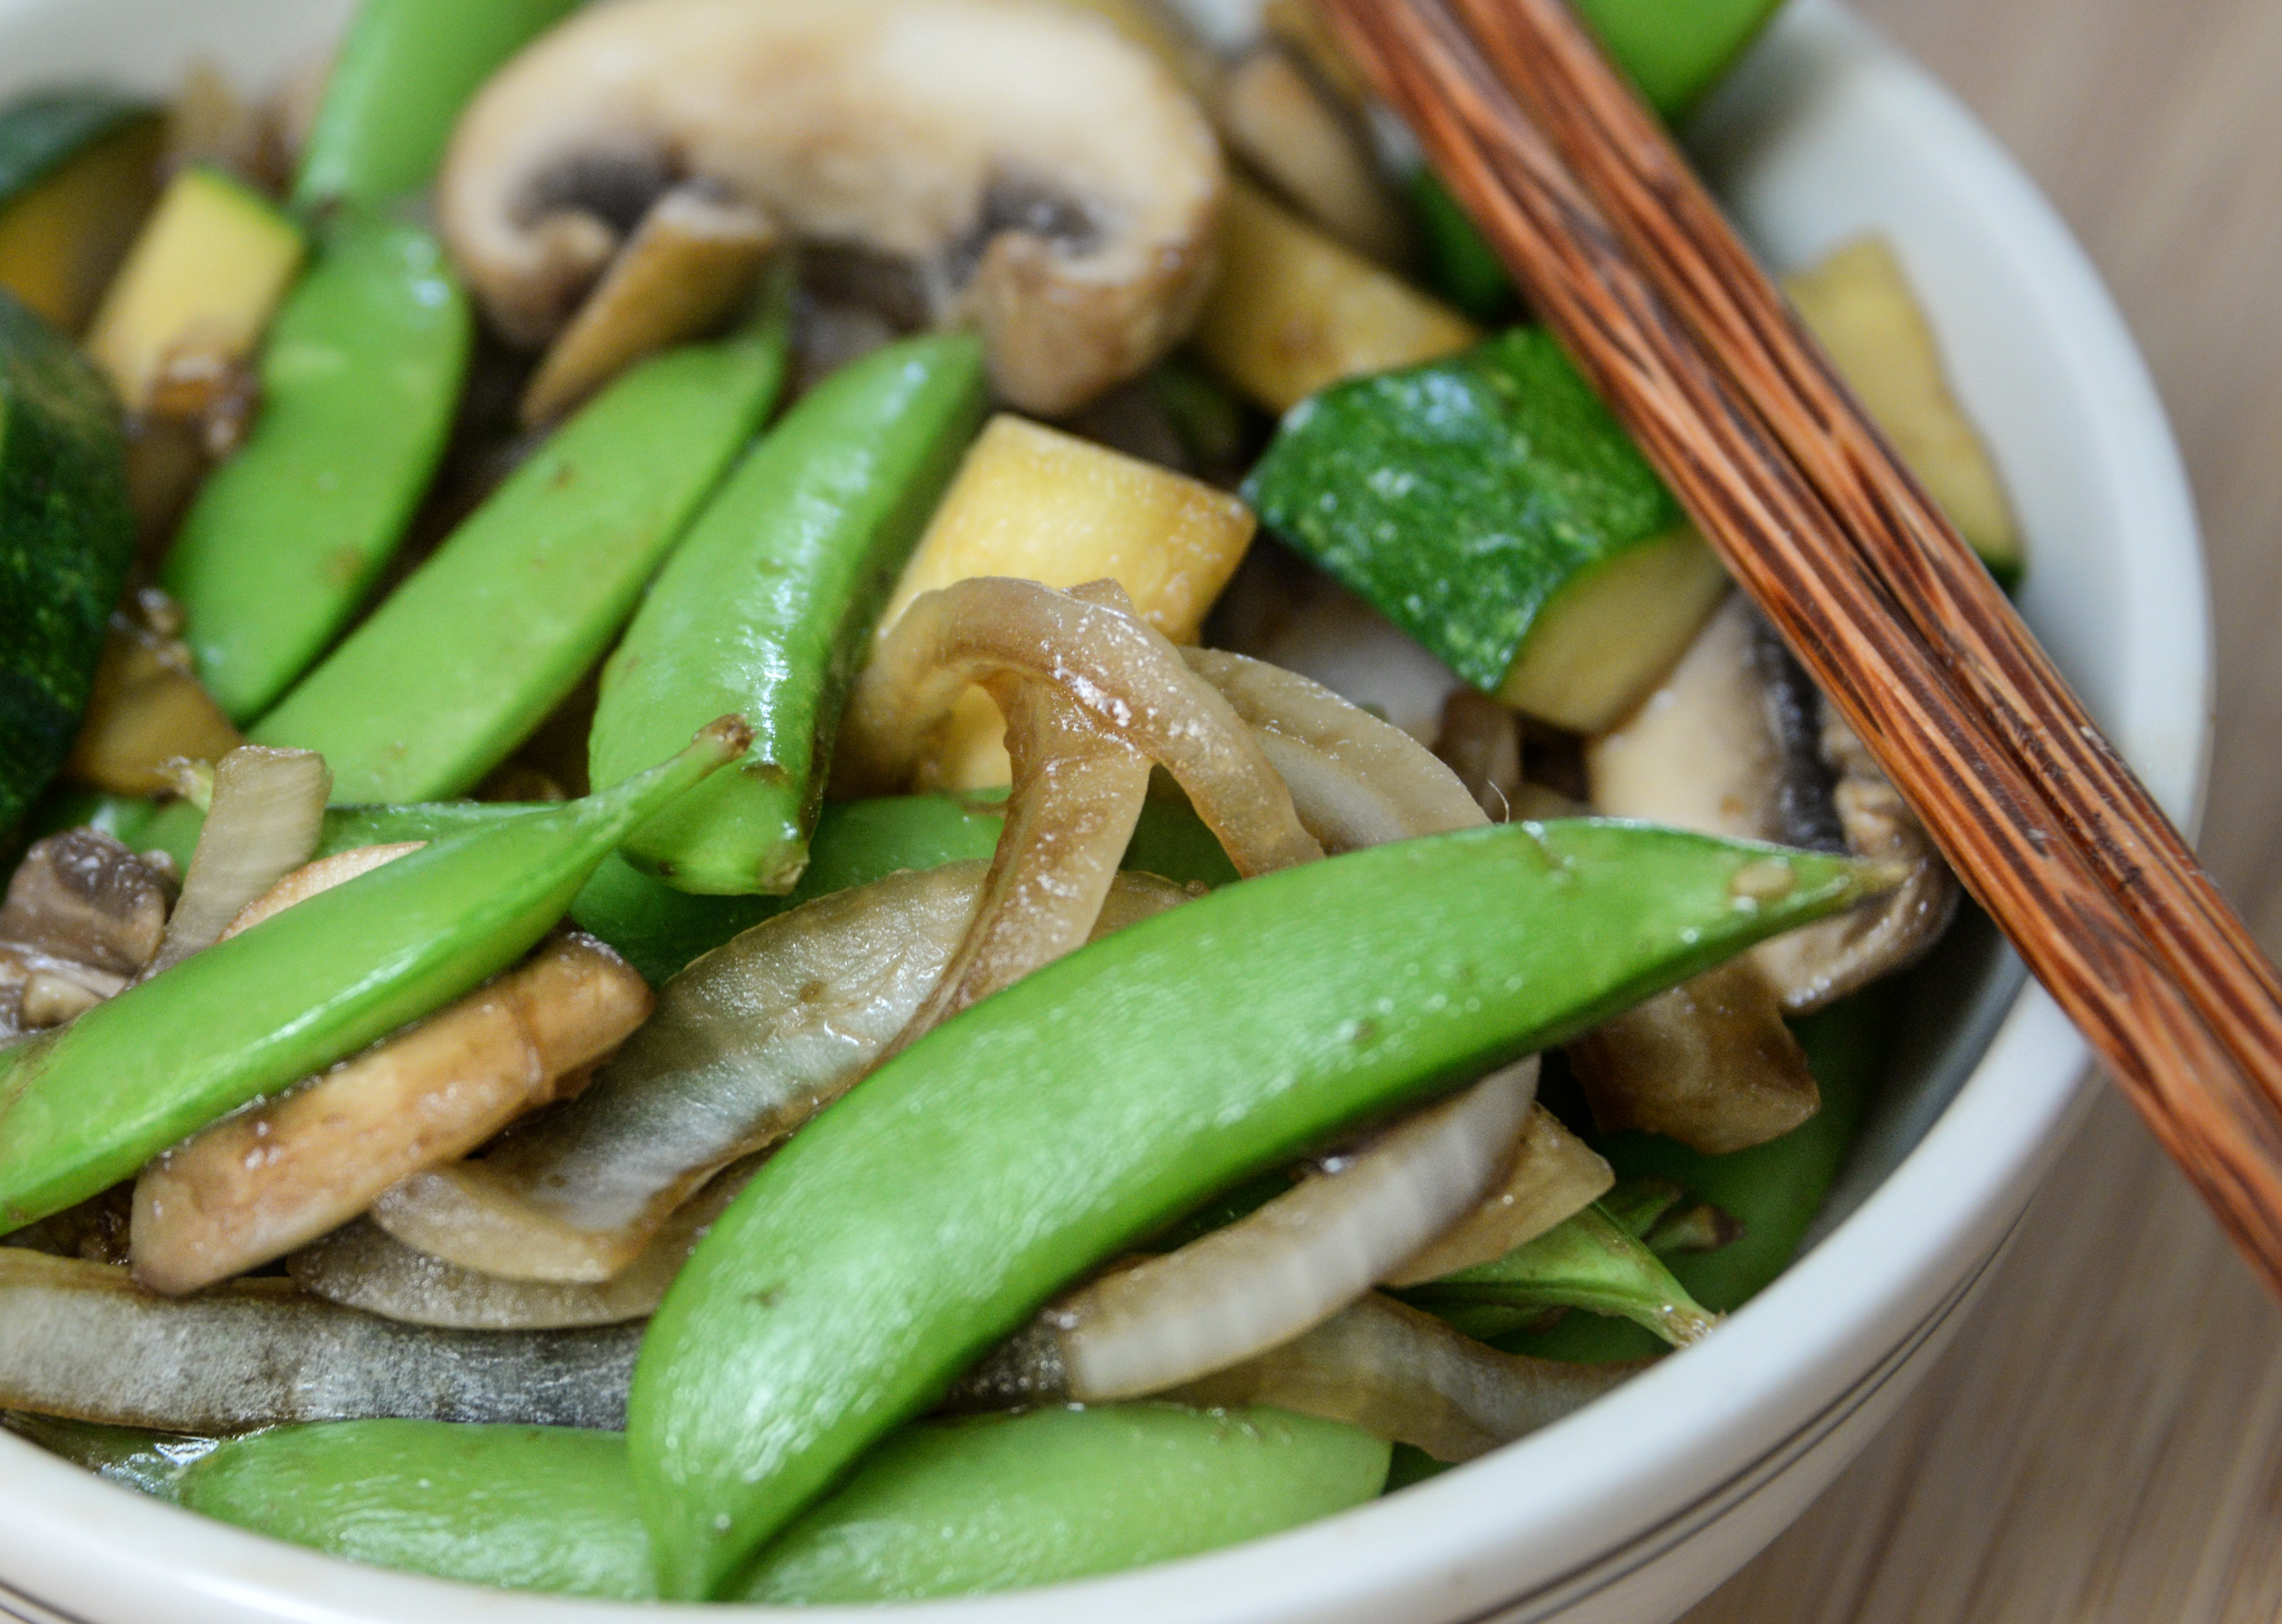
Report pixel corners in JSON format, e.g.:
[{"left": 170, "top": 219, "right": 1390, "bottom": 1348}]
[{"left": 1683, "top": 0, "right": 2282, "bottom": 1618}]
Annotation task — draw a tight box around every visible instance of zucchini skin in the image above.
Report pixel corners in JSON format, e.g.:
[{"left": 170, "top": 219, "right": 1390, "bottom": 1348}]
[
  {"left": 0, "top": 91, "right": 151, "bottom": 204},
  {"left": 0, "top": 289, "right": 132, "bottom": 832}
]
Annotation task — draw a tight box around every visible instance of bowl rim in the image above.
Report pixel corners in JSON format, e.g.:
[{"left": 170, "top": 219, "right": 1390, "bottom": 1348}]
[{"left": 0, "top": 2, "right": 2212, "bottom": 1621}]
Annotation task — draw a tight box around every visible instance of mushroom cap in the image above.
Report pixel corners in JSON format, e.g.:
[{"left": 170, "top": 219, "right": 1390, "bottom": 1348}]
[{"left": 439, "top": 0, "right": 1225, "bottom": 415}]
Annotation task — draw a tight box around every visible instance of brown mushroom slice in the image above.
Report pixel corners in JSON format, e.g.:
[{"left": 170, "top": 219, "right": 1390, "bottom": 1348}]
[
  {"left": 0, "top": 829, "right": 173, "bottom": 979},
  {"left": 517, "top": 182, "right": 779, "bottom": 426},
  {"left": 439, "top": 0, "right": 1223, "bottom": 415},
  {"left": 288, "top": 1162, "right": 757, "bottom": 1331},
  {"left": 130, "top": 932, "right": 652, "bottom": 1296},
  {"left": 0, "top": 1251, "right": 639, "bottom": 1433},
  {"left": 1581, "top": 595, "right": 1822, "bottom": 1151},
  {"left": 1751, "top": 707, "right": 1958, "bottom": 1013},
  {"left": 1216, "top": 46, "right": 1411, "bottom": 267}
]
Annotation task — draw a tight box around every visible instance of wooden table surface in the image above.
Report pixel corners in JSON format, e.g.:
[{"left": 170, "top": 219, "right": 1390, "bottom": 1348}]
[{"left": 1683, "top": 0, "right": 2282, "bottom": 1618}]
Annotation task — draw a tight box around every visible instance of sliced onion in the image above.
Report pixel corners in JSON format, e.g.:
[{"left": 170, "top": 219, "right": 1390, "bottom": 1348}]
[
  {"left": 288, "top": 1161, "right": 758, "bottom": 1330},
  {"left": 943, "top": 1292, "right": 1637, "bottom": 1464},
  {"left": 141, "top": 746, "right": 330, "bottom": 978},
  {"left": 0, "top": 1250, "right": 637, "bottom": 1432},
  {"left": 1169, "top": 1293, "right": 1639, "bottom": 1462},
  {"left": 1050, "top": 1058, "right": 1538, "bottom": 1401},
  {"left": 834, "top": 577, "right": 1322, "bottom": 876},
  {"left": 131, "top": 932, "right": 652, "bottom": 1296},
  {"left": 891, "top": 670, "right": 1153, "bottom": 1052},
  {"left": 1382, "top": 1103, "right": 1613, "bottom": 1286},
  {"left": 373, "top": 866, "right": 1193, "bottom": 1283},
  {"left": 1180, "top": 647, "right": 1486, "bottom": 849},
  {"left": 217, "top": 842, "right": 425, "bottom": 941}
]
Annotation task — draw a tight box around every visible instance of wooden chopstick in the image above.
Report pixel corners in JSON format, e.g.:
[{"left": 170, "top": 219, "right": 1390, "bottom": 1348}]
[
  {"left": 1452, "top": 0, "right": 2282, "bottom": 1119},
  {"left": 1313, "top": 0, "right": 2282, "bottom": 1294}
]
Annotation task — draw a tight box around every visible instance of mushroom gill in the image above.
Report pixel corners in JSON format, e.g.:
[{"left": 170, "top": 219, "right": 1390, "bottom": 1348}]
[{"left": 439, "top": 0, "right": 1224, "bottom": 416}]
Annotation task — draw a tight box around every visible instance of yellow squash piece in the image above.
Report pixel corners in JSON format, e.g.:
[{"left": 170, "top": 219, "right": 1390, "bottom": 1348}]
[
  {"left": 85, "top": 166, "right": 305, "bottom": 413},
  {"left": 1784, "top": 237, "right": 2023, "bottom": 582},
  {"left": 877, "top": 413, "right": 1256, "bottom": 788},
  {"left": 0, "top": 111, "right": 163, "bottom": 336},
  {"left": 1194, "top": 178, "right": 1477, "bottom": 414}
]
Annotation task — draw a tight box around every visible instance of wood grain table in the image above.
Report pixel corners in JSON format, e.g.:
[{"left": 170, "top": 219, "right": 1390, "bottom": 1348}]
[{"left": 1683, "top": 0, "right": 2282, "bottom": 1618}]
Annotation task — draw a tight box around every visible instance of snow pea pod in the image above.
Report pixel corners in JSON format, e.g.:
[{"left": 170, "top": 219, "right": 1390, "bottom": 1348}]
[
  {"left": 162, "top": 216, "right": 469, "bottom": 722},
  {"left": 0, "top": 721, "right": 745, "bottom": 1230},
  {"left": 293, "top": 0, "right": 582, "bottom": 213},
  {"left": 630, "top": 819, "right": 1888, "bottom": 1597},
  {"left": 1400, "top": 1201, "right": 1719, "bottom": 1347},
  {"left": 252, "top": 295, "right": 791, "bottom": 802},
  {"left": 160, "top": 1407, "right": 1385, "bottom": 1603},
  {"left": 589, "top": 331, "right": 988, "bottom": 895}
]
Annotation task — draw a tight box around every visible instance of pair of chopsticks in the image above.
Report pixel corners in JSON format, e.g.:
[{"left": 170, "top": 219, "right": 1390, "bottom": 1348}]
[{"left": 1312, "top": 0, "right": 2282, "bottom": 1296}]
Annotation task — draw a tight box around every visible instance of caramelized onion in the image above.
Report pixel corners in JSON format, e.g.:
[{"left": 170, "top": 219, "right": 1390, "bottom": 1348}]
[
  {"left": 288, "top": 1163, "right": 757, "bottom": 1330},
  {"left": 891, "top": 669, "right": 1154, "bottom": 1052},
  {"left": 1181, "top": 647, "right": 1486, "bottom": 849},
  {"left": 1050, "top": 1058, "right": 1538, "bottom": 1401},
  {"left": 142, "top": 746, "right": 330, "bottom": 978},
  {"left": 131, "top": 933, "right": 651, "bottom": 1296},
  {"left": 217, "top": 842, "right": 424, "bottom": 941},
  {"left": 373, "top": 866, "right": 1191, "bottom": 1283},
  {"left": 0, "top": 1251, "right": 637, "bottom": 1432},
  {"left": 1170, "top": 1293, "right": 1640, "bottom": 1462},
  {"left": 1383, "top": 1102, "right": 1613, "bottom": 1286},
  {"left": 834, "top": 577, "right": 1322, "bottom": 876}
]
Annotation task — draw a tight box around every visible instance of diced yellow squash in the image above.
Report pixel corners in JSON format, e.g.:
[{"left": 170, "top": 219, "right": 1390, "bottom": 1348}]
[
  {"left": 1497, "top": 525, "right": 1732, "bottom": 734},
  {"left": 1194, "top": 178, "right": 1477, "bottom": 414},
  {"left": 878, "top": 413, "right": 1257, "bottom": 788},
  {"left": 0, "top": 114, "right": 163, "bottom": 336},
  {"left": 1785, "top": 237, "right": 2023, "bottom": 582},
  {"left": 86, "top": 166, "right": 305, "bottom": 413}
]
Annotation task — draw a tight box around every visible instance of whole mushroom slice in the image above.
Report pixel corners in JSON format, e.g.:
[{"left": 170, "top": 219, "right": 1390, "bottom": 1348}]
[
  {"left": 1580, "top": 594, "right": 1956, "bottom": 1150},
  {"left": 440, "top": 0, "right": 1224, "bottom": 416}
]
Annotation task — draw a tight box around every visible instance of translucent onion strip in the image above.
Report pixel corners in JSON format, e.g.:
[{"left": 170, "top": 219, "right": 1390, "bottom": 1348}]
[
  {"left": 373, "top": 866, "right": 1193, "bottom": 1283},
  {"left": 0, "top": 1251, "right": 638, "bottom": 1432},
  {"left": 832, "top": 577, "right": 1322, "bottom": 876},
  {"left": 1181, "top": 647, "right": 1486, "bottom": 849},
  {"left": 131, "top": 932, "right": 652, "bottom": 1296},
  {"left": 1169, "top": 1293, "right": 1639, "bottom": 1462},
  {"left": 1052, "top": 1058, "right": 1538, "bottom": 1401},
  {"left": 1382, "top": 1101, "right": 1613, "bottom": 1286},
  {"left": 943, "top": 1292, "right": 1636, "bottom": 1464},
  {"left": 890, "top": 671, "right": 1154, "bottom": 1052},
  {"left": 141, "top": 746, "right": 330, "bottom": 978},
  {"left": 288, "top": 1163, "right": 758, "bottom": 1330}
]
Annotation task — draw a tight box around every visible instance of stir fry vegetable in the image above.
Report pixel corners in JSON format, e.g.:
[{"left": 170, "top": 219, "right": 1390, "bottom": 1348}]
[{"left": 0, "top": 0, "right": 2019, "bottom": 1604}]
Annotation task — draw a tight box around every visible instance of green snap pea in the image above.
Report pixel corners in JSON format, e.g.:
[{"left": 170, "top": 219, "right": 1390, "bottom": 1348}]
[
  {"left": 630, "top": 820, "right": 1884, "bottom": 1597},
  {"left": 162, "top": 215, "right": 470, "bottom": 722},
  {"left": 292, "top": 0, "right": 582, "bottom": 214},
  {"left": 589, "top": 331, "right": 988, "bottom": 896},
  {"left": 157, "top": 1407, "right": 1385, "bottom": 1603},
  {"left": 0, "top": 723, "right": 744, "bottom": 1230},
  {"left": 1400, "top": 1202, "right": 1719, "bottom": 1348},
  {"left": 251, "top": 295, "right": 791, "bottom": 803}
]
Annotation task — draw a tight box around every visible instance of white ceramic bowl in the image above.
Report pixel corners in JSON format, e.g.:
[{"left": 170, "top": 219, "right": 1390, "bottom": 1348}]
[{"left": 0, "top": 2, "right": 2209, "bottom": 1622}]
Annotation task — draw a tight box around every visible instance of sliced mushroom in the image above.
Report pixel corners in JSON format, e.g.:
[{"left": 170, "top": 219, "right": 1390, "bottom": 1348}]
[
  {"left": 131, "top": 932, "right": 652, "bottom": 1296},
  {"left": 439, "top": 0, "right": 1224, "bottom": 415},
  {"left": 1579, "top": 593, "right": 1957, "bottom": 1150},
  {"left": 518, "top": 182, "right": 779, "bottom": 426},
  {"left": 0, "top": 829, "right": 173, "bottom": 978},
  {"left": 62, "top": 593, "right": 243, "bottom": 798},
  {"left": 1215, "top": 45, "right": 1411, "bottom": 267}
]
